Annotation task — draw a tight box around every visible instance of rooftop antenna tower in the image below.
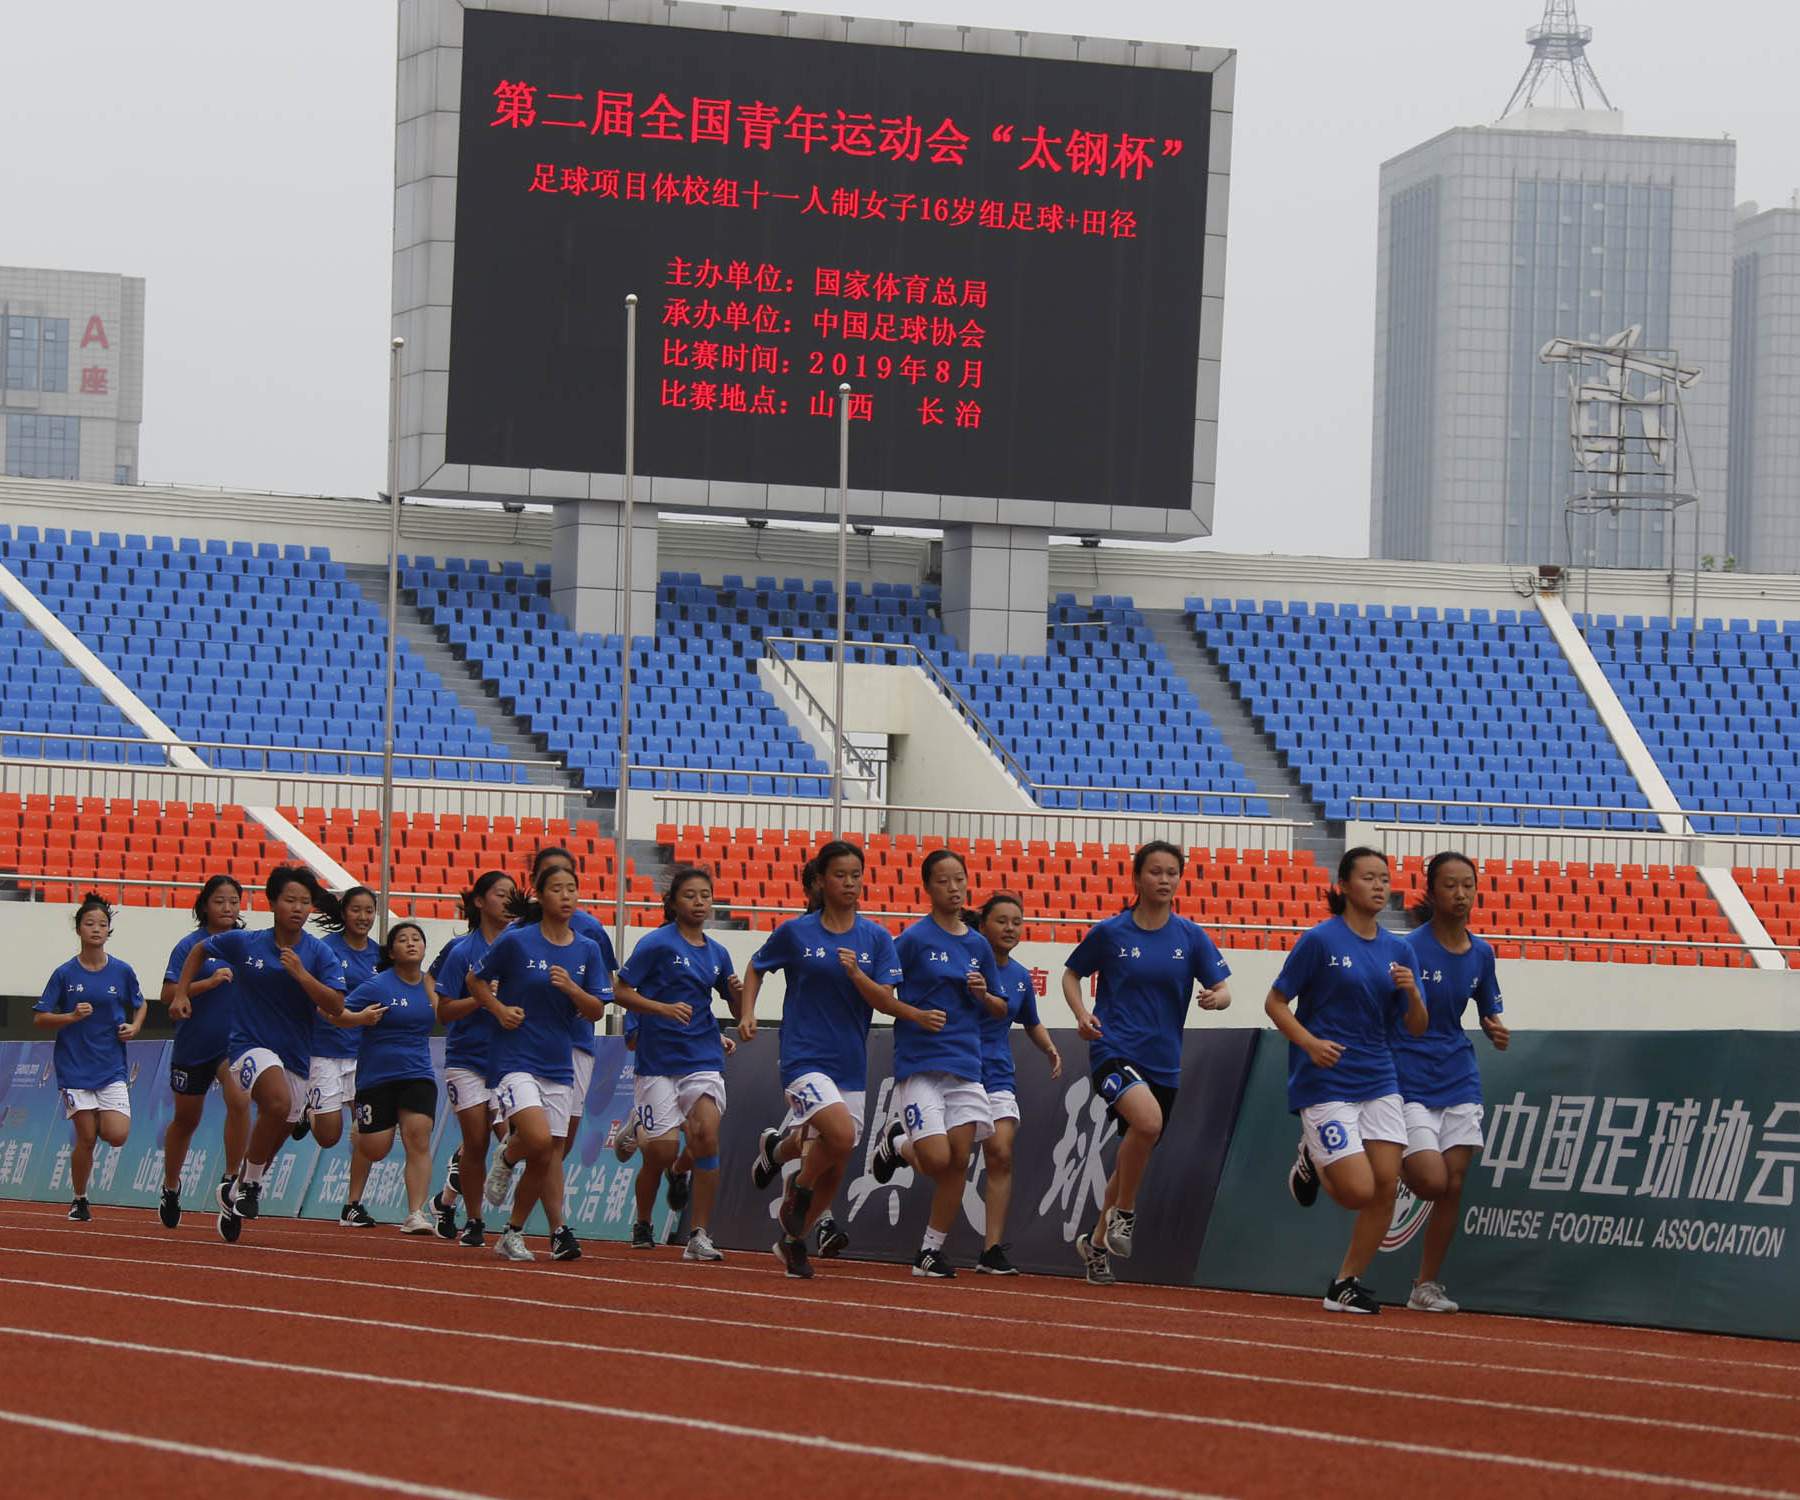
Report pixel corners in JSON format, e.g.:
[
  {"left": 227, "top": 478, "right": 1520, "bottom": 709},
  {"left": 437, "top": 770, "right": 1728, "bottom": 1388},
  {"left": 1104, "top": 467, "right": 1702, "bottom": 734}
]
[{"left": 1501, "top": 0, "right": 1615, "bottom": 117}]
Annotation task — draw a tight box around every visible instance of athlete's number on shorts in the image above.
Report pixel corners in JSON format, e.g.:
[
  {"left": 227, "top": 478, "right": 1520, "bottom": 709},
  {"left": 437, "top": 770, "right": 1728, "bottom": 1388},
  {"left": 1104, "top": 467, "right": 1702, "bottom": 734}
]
[
  {"left": 791, "top": 1081, "right": 823, "bottom": 1109},
  {"left": 903, "top": 1103, "right": 924, "bottom": 1131},
  {"left": 496, "top": 1085, "right": 515, "bottom": 1114},
  {"left": 1319, "top": 1121, "right": 1350, "bottom": 1153}
]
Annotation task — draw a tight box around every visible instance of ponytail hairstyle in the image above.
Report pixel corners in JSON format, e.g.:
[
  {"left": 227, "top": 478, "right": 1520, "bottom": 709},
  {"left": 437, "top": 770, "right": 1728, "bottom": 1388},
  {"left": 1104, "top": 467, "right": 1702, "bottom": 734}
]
[
  {"left": 74, "top": 891, "right": 114, "bottom": 933},
  {"left": 1326, "top": 846, "right": 1388, "bottom": 916},
  {"left": 508, "top": 857, "right": 578, "bottom": 927},
  {"left": 376, "top": 921, "right": 428, "bottom": 973},
  {"left": 267, "top": 866, "right": 343, "bottom": 928},
  {"left": 662, "top": 865, "right": 712, "bottom": 925},
  {"left": 800, "top": 854, "right": 823, "bottom": 913},
  {"left": 1128, "top": 840, "right": 1185, "bottom": 910},
  {"left": 1409, "top": 851, "right": 1478, "bottom": 925},
  {"left": 314, "top": 885, "right": 377, "bottom": 934},
  {"left": 461, "top": 869, "right": 512, "bottom": 931},
  {"left": 920, "top": 847, "right": 968, "bottom": 888},
  {"left": 809, "top": 839, "right": 865, "bottom": 912},
  {"left": 191, "top": 874, "right": 245, "bottom": 930}
]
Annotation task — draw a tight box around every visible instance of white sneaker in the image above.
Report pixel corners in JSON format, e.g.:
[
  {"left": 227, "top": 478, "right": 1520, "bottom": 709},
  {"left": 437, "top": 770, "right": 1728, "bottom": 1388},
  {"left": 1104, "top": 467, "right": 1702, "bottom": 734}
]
[
  {"left": 1102, "top": 1207, "right": 1136, "bottom": 1259},
  {"left": 1407, "top": 1280, "right": 1459, "bottom": 1313},
  {"left": 683, "top": 1227, "right": 724, "bottom": 1262},
  {"left": 613, "top": 1115, "right": 640, "bottom": 1163},
  {"left": 493, "top": 1228, "right": 535, "bottom": 1262},
  {"left": 483, "top": 1153, "right": 518, "bottom": 1211},
  {"left": 399, "top": 1208, "right": 435, "bottom": 1235}
]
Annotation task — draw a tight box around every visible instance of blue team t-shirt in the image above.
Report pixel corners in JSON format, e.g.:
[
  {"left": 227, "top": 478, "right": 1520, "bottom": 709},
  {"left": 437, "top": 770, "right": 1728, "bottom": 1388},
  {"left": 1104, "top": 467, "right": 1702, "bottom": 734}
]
[
  {"left": 210, "top": 928, "right": 346, "bottom": 1076},
  {"left": 1394, "top": 926, "right": 1504, "bottom": 1109},
  {"left": 311, "top": 932, "right": 375, "bottom": 1062},
  {"left": 164, "top": 927, "right": 241, "bottom": 1068},
  {"left": 619, "top": 924, "right": 734, "bottom": 1078},
  {"left": 470, "top": 924, "right": 604, "bottom": 1087},
  {"left": 751, "top": 912, "right": 903, "bottom": 1090},
  {"left": 568, "top": 909, "right": 618, "bottom": 1057},
  {"left": 891, "top": 917, "right": 1003, "bottom": 1084},
  {"left": 1272, "top": 916, "right": 1423, "bottom": 1112},
  {"left": 1064, "top": 911, "right": 1231, "bottom": 1089},
  {"left": 435, "top": 929, "right": 500, "bottom": 1074},
  {"left": 345, "top": 970, "right": 437, "bottom": 1090},
  {"left": 978, "top": 956, "right": 1043, "bottom": 1093},
  {"left": 35, "top": 956, "right": 142, "bottom": 1091}
]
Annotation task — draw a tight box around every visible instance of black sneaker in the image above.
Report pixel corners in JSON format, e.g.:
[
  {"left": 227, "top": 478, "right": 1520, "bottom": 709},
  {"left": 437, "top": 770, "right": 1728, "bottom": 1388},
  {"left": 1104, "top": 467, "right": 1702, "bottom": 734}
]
[
  {"left": 750, "top": 1126, "right": 782, "bottom": 1191},
  {"left": 458, "top": 1217, "right": 486, "bottom": 1249},
  {"left": 340, "top": 1202, "right": 376, "bottom": 1229},
  {"left": 1075, "top": 1234, "right": 1116, "bottom": 1287},
  {"left": 871, "top": 1120, "right": 906, "bottom": 1185},
  {"left": 1324, "top": 1276, "right": 1380, "bottom": 1314},
  {"left": 912, "top": 1246, "right": 955, "bottom": 1279},
  {"left": 815, "top": 1215, "right": 849, "bottom": 1258},
  {"left": 158, "top": 1188, "right": 181, "bottom": 1229},
  {"left": 778, "top": 1180, "right": 813, "bottom": 1240},
  {"left": 629, "top": 1219, "right": 655, "bottom": 1249},
  {"left": 216, "top": 1176, "right": 234, "bottom": 1212},
  {"left": 432, "top": 1192, "right": 459, "bottom": 1241},
  {"left": 217, "top": 1205, "right": 242, "bottom": 1243},
  {"left": 1288, "top": 1142, "right": 1320, "bottom": 1209},
  {"left": 664, "top": 1169, "right": 692, "bottom": 1212},
  {"left": 289, "top": 1111, "right": 312, "bottom": 1143},
  {"left": 68, "top": 1197, "right": 92, "bottom": 1223},
  {"left": 550, "top": 1225, "right": 583, "bottom": 1262},
  {"left": 234, "top": 1180, "right": 262, "bottom": 1221},
  {"left": 772, "top": 1236, "right": 814, "bottom": 1280},
  {"left": 443, "top": 1155, "right": 462, "bottom": 1200},
  {"left": 978, "top": 1243, "right": 1019, "bottom": 1276}
]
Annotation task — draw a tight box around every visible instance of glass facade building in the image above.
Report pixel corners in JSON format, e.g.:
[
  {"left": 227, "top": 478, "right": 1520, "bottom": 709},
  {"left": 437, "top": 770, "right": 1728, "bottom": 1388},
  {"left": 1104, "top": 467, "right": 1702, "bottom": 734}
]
[{"left": 1727, "top": 206, "right": 1800, "bottom": 574}]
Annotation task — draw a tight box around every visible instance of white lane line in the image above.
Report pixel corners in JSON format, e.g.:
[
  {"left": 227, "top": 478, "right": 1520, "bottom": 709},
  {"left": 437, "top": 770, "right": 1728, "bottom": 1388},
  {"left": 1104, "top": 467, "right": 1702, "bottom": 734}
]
[
  {"left": 0, "top": 1322, "right": 1227, "bottom": 1500},
  {"left": 2, "top": 1222, "right": 1792, "bottom": 1407},
  {"left": 4, "top": 1252, "right": 1798, "bottom": 1455},
  {"left": 0, "top": 1405, "right": 501, "bottom": 1500}
]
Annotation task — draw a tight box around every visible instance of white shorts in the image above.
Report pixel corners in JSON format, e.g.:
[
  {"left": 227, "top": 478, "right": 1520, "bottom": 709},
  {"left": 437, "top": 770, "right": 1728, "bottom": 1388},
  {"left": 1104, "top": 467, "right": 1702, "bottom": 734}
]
[
  {"left": 1300, "top": 1094, "right": 1406, "bottom": 1168},
  {"left": 633, "top": 1070, "right": 726, "bottom": 1140},
  {"left": 495, "top": 1072, "right": 576, "bottom": 1139},
  {"left": 444, "top": 1067, "right": 493, "bottom": 1115},
  {"left": 1403, "top": 1101, "right": 1486, "bottom": 1158},
  {"left": 233, "top": 1049, "right": 309, "bottom": 1123},
  {"left": 986, "top": 1087, "right": 1020, "bottom": 1125},
  {"left": 569, "top": 1049, "right": 594, "bottom": 1122},
  {"left": 61, "top": 1081, "right": 131, "bottom": 1119},
  {"left": 895, "top": 1071, "right": 993, "bottom": 1147},
  {"left": 305, "top": 1056, "right": 358, "bottom": 1114},
  {"left": 778, "top": 1072, "right": 866, "bottom": 1148}
]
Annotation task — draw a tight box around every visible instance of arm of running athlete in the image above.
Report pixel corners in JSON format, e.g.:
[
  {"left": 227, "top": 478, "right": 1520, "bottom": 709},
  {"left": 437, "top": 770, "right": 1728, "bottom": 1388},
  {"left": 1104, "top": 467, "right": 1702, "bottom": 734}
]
[
  {"left": 1196, "top": 979, "right": 1233, "bottom": 1012},
  {"left": 843, "top": 955, "right": 946, "bottom": 1031},
  {"left": 171, "top": 939, "right": 211, "bottom": 1011},
  {"left": 737, "top": 966, "right": 764, "bottom": 1040},
  {"left": 1062, "top": 967, "right": 1102, "bottom": 1041},
  {"left": 118, "top": 996, "right": 148, "bottom": 1041},
  {"left": 610, "top": 976, "right": 693, "bottom": 1025},
  {"left": 547, "top": 965, "right": 606, "bottom": 1021},
  {"left": 34, "top": 1004, "right": 92, "bottom": 1029},
  {"left": 1263, "top": 989, "right": 1343, "bottom": 1068},
  {"left": 278, "top": 946, "right": 346, "bottom": 1017},
  {"left": 1023, "top": 1021, "right": 1062, "bottom": 1078},
  {"left": 465, "top": 972, "right": 525, "bottom": 1030},
  {"left": 1390, "top": 961, "right": 1428, "bottom": 1036}
]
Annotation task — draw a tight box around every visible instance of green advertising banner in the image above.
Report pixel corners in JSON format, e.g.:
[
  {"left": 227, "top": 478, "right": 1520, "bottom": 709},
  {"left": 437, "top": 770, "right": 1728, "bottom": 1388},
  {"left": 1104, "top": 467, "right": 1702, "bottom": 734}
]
[{"left": 1196, "top": 1032, "right": 1800, "bottom": 1340}]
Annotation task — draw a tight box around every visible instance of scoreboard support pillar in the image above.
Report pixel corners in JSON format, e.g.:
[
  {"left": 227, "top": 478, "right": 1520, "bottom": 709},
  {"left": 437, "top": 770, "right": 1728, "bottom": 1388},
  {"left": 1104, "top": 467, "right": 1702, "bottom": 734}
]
[
  {"left": 550, "top": 498, "right": 658, "bottom": 641},
  {"left": 940, "top": 524, "right": 1049, "bottom": 659}
]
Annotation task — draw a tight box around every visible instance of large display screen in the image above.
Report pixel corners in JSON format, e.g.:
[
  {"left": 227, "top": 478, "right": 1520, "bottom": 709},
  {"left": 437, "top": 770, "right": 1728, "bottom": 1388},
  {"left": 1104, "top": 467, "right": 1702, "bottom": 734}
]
[{"left": 446, "top": 12, "right": 1212, "bottom": 509}]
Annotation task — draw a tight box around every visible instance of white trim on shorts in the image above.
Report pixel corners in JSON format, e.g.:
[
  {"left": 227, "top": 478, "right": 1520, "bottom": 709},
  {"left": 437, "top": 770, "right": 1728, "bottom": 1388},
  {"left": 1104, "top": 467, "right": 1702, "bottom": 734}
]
[
  {"left": 1300, "top": 1093, "right": 1405, "bottom": 1168},
  {"left": 1402, "top": 1100, "right": 1486, "bottom": 1158},
  {"left": 444, "top": 1067, "right": 494, "bottom": 1116},
  {"left": 61, "top": 1081, "right": 131, "bottom": 1119},
  {"left": 569, "top": 1049, "right": 595, "bottom": 1122},
  {"left": 895, "top": 1071, "right": 992, "bottom": 1147},
  {"left": 305, "top": 1055, "right": 358, "bottom": 1114},
  {"left": 985, "top": 1087, "right": 1020, "bottom": 1125},
  {"left": 633, "top": 1070, "right": 726, "bottom": 1139},
  {"left": 778, "top": 1071, "right": 866, "bottom": 1148},
  {"left": 233, "top": 1049, "right": 309, "bottom": 1123},
  {"left": 495, "top": 1072, "right": 575, "bottom": 1138}
]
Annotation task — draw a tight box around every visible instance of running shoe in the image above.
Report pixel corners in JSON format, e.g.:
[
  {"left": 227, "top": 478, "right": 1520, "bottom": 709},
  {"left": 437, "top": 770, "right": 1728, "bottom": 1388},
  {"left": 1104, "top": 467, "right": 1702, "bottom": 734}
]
[
  {"left": 216, "top": 1175, "right": 234, "bottom": 1212},
  {"left": 772, "top": 1236, "right": 814, "bottom": 1280},
  {"left": 217, "top": 1204, "right": 243, "bottom": 1244},
  {"left": 1406, "top": 1280, "right": 1460, "bottom": 1313},
  {"left": 629, "top": 1219, "right": 655, "bottom": 1249},
  {"left": 289, "top": 1111, "right": 312, "bottom": 1143},
  {"left": 815, "top": 1215, "right": 850, "bottom": 1258},
  {"left": 1102, "top": 1207, "right": 1136, "bottom": 1259},
  {"left": 432, "top": 1191, "right": 459, "bottom": 1240},
  {"left": 871, "top": 1119, "right": 906, "bottom": 1185},
  {"left": 612, "top": 1115, "right": 640, "bottom": 1164},
  {"left": 458, "top": 1217, "right": 486, "bottom": 1249},
  {"left": 911, "top": 1247, "right": 955, "bottom": 1279},
  {"left": 750, "top": 1126, "right": 782, "bottom": 1190},
  {"left": 494, "top": 1228, "right": 535, "bottom": 1263},
  {"left": 233, "top": 1180, "right": 262, "bottom": 1221},
  {"left": 157, "top": 1188, "right": 180, "bottom": 1230},
  {"left": 977, "top": 1243, "right": 1020, "bottom": 1276},
  {"left": 1323, "top": 1276, "right": 1380, "bottom": 1314},
  {"left": 67, "top": 1197, "right": 92, "bottom": 1223},
  {"left": 1075, "top": 1235, "right": 1115, "bottom": 1287},
  {"left": 683, "top": 1228, "right": 724, "bottom": 1262},
  {"left": 340, "top": 1202, "right": 376, "bottom": 1229},
  {"left": 550, "top": 1225, "right": 583, "bottom": 1262},
  {"left": 399, "top": 1208, "right": 435, "bottom": 1235},
  {"left": 778, "top": 1180, "right": 813, "bottom": 1240},
  {"left": 442, "top": 1155, "right": 462, "bottom": 1200},
  {"left": 664, "top": 1168, "right": 692, "bottom": 1212},
  {"left": 483, "top": 1152, "right": 517, "bottom": 1211},
  {"left": 1288, "top": 1140, "right": 1320, "bottom": 1208}
]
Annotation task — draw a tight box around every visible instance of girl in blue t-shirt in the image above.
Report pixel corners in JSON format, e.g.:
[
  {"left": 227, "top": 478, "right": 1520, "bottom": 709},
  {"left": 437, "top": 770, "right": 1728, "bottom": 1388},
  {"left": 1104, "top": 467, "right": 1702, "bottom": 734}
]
[
  {"left": 33, "top": 894, "right": 147, "bottom": 1222},
  {"left": 1397, "top": 851, "right": 1510, "bottom": 1314},
  {"left": 1264, "top": 847, "right": 1427, "bottom": 1315},
  {"left": 314, "top": 887, "right": 381, "bottom": 1224},
  {"left": 157, "top": 874, "right": 251, "bottom": 1229}
]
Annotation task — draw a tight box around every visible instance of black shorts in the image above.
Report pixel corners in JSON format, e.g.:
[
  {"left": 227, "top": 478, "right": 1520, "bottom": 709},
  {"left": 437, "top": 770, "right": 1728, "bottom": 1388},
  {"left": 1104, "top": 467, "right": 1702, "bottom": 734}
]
[
  {"left": 169, "top": 1055, "right": 228, "bottom": 1096},
  {"left": 1089, "top": 1058, "right": 1178, "bottom": 1132},
  {"left": 353, "top": 1078, "right": 438, "bottom": 1133}
]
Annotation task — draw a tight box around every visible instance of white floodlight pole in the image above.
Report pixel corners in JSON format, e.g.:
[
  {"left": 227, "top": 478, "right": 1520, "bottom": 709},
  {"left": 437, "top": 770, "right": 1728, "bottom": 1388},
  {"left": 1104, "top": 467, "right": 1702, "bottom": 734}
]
[
  {"left": 378, "top": 335, "right": 404, "bottom": 939},
  {"left": 832, "top": 382, "right": 851, "bottom": 836}
]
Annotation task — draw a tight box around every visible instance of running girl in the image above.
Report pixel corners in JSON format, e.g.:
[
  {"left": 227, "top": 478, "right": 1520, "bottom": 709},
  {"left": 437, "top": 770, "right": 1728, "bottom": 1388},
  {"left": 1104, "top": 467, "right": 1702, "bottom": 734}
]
[
  {"left": 741, "top": 841, "right": 905, "bottom": 1279},
  {"left": 158, "top": 874, "right": 251, "bottom": 1228},
  {"left": 468, "top": 863, "right": 609, "bottom": 1263},
  {"left": 970, "top": 892, "right": 1061, "bottom": 1276},
  {"left": 613, "top": 867, "right": 742, "bottom": 1263},
  {"left": 869, "top": 848, "right": 1004, "bottom": 1280},
  {"left": 1397, "top": 851, "right": 1508, "bottom": 1313},
  {"left": 1266, "top": 847, "right": 1427, "bottom": 1315},
  {"left": 312, "top": 887, "right": 380, "bottom": 1225},
  {"left": 173, "top": 866, "right": 348, "bottom": 1243},
  {"left": 33, "top": 894, "right": 145, "bottom": 1221},
  {"left": 1063, "top": 841, "right": 1231, "bottom": 1286}
]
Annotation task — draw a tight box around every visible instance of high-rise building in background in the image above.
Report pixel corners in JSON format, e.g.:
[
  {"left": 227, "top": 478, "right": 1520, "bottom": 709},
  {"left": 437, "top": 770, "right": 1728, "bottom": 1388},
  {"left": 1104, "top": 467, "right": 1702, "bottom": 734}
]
[
  {"left": 1370, "top": 3, "right": 1735, "bottom": 568},
  {"left": 1728, "top": 200, "right": 1800, "bottom": 574},
  {"left": 1, "top": 265, "right": 144, "bottom": 486}
]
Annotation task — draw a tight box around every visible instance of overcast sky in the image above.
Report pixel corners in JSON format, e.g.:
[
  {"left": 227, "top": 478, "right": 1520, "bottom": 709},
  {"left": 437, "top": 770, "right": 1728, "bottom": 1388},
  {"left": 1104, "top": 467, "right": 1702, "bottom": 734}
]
[{"left": 5, "top": 0, "right": 1794, "bottom": 555}]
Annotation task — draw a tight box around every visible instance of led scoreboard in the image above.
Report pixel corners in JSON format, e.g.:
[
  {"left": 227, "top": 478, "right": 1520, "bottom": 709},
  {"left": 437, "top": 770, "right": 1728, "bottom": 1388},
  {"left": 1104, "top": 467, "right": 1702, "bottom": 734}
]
[{"left": 406, "top": 3, "right": 1232, "bottom": 535}]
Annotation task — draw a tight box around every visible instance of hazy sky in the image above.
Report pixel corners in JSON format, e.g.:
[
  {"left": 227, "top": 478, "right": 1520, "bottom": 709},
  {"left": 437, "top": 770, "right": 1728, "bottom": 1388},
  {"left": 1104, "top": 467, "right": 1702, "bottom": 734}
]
[{"left": 5, "top": 1, "right": 1794, "bottom": 556}]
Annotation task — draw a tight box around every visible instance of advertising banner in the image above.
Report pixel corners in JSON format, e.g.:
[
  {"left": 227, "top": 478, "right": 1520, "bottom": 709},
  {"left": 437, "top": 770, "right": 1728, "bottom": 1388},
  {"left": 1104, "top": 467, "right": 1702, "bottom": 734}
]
[{"left": 1195, "top": 1032, "right": 1800, "bottom": 1339}]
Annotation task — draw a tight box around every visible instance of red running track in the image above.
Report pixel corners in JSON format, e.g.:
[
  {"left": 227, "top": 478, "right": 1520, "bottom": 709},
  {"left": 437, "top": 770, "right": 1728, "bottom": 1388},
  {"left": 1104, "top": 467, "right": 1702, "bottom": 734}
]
[{"left": 0, "top": 1201, "right": 1796, "bottom": 1499}]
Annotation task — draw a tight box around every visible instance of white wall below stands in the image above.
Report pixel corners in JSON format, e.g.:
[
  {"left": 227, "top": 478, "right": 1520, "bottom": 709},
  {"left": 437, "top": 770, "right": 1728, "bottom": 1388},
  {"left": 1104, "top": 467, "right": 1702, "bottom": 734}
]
[{"left": 7, "top": 903, "right": 1794, "bottom": 1033}]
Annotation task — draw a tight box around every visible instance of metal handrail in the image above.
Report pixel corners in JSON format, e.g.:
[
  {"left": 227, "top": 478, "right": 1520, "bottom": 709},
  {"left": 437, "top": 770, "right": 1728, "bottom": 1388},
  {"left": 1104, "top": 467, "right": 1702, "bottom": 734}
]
[
  {"left": 757, "top": 636, "right": 883, "bottom": 787},
  {"left": 0, "top": 728, "right": 563, "bottom": 772},
  {"left": 1349, "top": 793, "right": 1798, "bottom": 837}
]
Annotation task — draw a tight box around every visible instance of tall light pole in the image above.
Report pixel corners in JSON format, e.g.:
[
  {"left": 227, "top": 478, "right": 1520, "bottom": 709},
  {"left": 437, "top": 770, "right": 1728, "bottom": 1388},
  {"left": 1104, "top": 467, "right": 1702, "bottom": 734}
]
[{"left": 377, "top": 335, "right": 404, "bottom": 939}]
